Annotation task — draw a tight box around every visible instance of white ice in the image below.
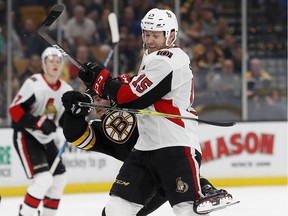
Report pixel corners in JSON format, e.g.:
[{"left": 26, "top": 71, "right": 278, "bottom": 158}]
[{"left": 0, "top": 185, "right": 287, "bottom": 216}]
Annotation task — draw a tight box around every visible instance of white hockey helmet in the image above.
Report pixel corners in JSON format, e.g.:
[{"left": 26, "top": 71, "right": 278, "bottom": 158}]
[
  {"left": 41, "top": 47, "right": 63, "bottom": 72},
  {"left": 141, "top": 8, "right": 178, "bottom": 46}
]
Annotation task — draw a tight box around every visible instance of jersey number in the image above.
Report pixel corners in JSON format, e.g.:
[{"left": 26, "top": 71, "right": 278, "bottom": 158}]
[{"left": 132, "top": 74, "right": 153, "bottom": 93}]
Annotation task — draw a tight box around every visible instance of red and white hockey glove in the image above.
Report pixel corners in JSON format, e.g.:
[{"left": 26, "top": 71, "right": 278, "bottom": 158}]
[
  {"left": 117, "top": 74, "right": 131, "bottom": 84},
  {"left": 78, "top": 62, "right": 110, "bottom": 97},
  {"left": 35, "top": 115, "right": 56, "bottom": 135}
]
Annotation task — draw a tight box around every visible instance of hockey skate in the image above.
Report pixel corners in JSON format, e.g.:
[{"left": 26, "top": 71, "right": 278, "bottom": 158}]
[{"left": 193, "top": 185, "right": 240, "bottom": 215}]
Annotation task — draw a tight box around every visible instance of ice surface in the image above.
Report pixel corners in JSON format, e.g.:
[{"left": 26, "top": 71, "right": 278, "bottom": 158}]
[{"left": 0, "top": 185, "right": 287, "bottom": 216}]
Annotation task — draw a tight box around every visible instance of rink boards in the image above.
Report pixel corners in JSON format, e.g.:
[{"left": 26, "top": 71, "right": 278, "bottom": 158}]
[{"left": 0, "top": 121, "right": 287, "bottom": 197}]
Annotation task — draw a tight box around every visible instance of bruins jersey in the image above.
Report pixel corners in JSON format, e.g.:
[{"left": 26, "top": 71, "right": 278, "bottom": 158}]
[{"left": 63, "top": 110, "right": 138, "bottom": 162}]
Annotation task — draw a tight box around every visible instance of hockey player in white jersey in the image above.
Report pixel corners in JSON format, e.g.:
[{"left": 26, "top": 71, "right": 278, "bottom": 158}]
[
  {"left": 77, "top": 8, "right": 214, "bottom": 216},
  {"left": 9, "top": 47, "right": 73, "bottom": 216}
]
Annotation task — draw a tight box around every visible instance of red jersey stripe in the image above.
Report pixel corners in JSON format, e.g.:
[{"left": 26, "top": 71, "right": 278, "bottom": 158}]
[
  {"left": 154, "top": 99, "right": 185, "bottom": 128},
  {"left": 184, "top": 147, "right": 200, "bottom": 200}
]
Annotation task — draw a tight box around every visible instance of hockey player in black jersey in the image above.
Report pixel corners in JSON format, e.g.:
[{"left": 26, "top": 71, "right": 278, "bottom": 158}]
[{"left": 61, "top": 91, "right": 236, "bottom": 215}]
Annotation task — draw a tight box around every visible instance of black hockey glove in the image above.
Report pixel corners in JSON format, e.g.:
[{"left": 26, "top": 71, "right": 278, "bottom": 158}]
[
  {"left": 61, "top": 90, "right": 93, "bottom": 117},
  {"left": 78, "top": 62, "right": 111, "bottom": 97},
  {"left": 35, "top": 116, "right": 56, "bottom": 135}
]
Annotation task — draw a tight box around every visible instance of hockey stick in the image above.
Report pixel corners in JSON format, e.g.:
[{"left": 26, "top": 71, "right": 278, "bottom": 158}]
[
  {"left": 103, "top": 12, "right": 119, "bottom": 67},
  {"left": 78, "top": 102, "right": 236, "bottom": 127},
  {"left": 37, "top": 4, "right": 87, "bottom": 73},
  {"left": 50, "top": 141, "right": 68, "bottom": 174},
  {"left": 37, "top": 4, "right": 119, "bottom": 71}
]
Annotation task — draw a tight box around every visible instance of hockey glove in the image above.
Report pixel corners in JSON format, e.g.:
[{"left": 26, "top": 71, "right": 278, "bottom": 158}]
[
  {"left": 117, "top": 74, "right": 131, "bottom": 84},
  {"left": 61, "top": 90, "right": 93, "bottom": 117},
  {"left": 35, "top": 115, "right": 56, "bottom": 135},
  {"left": 78, "top": 62, "right": 110, "bottom": 97}
]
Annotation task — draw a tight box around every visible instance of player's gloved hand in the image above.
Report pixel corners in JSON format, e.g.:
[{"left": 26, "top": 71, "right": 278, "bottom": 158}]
[
  {"left": 117, "top": 74, "right": 131, "bottom": 84},
  {"left": 78, "top": 62, "right": 110, "bottom": 97},
  {"left": 61, "top": 90, "right": 93, "bottom": 117},
  {"left": 35, "top": 115, "right": 56, "bottom": 135}
]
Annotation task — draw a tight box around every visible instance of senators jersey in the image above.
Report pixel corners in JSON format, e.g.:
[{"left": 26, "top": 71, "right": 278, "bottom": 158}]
[
  {"left": 63, "top": 110, "right": 138, "bottom": 162},
  {"left": 104, "top": 47, "right": 201, "bottom": 153},
  {"left": 9, "top": 73, "right": 72, "bottom": 144}
]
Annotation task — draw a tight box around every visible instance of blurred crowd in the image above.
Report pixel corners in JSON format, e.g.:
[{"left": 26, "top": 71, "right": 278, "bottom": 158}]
[{"left": 0, "top": 0, "right": 287, "bottom": 125}]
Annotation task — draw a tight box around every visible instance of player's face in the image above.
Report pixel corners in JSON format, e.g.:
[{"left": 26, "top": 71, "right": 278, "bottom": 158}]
[
  {"left": 142, "top": 30, "right": 166, "bottom": 54},
  {"left": 44, "top": 56, "right": 62, "bottom": 78},
  {"left": 94, "top": 95, "right": 110, "bottom": 118}
]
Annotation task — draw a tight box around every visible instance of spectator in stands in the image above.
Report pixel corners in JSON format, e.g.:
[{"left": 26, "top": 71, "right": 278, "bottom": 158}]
[
  {"left": 0, "top": 24, "right": 23, "bottom": 67},
  {"left": 185, "top": 22, "right": 203, "bottom": 46},
  {"left": 95, "top": 8, "right": 112, "bottom": 45},
  {"left": 232, "top": 46, "right": 242, "bottom": 74},
  {"left": 221, "top": 33, "right": 238, "bottom": 59},
  {"left": 193, "top": 34, "right": 224, "bottom": 62},
  {"left": 19, "top": 18, "right": 47, "bottom": 57},
  {"left": 246, "top": 57, "right": 273, "bottom": 96},
  {"left": 119, "top": 6, "right": 142, "bottom": 36},
  {"left": 19, "top": 54, "right": 42, "bottom": 85},
  {"left": 213, "top": 59, "right": 241, "bottom": 98},
  {"left": 198, "top": 49, "right": 223, "bottom": 72},
  {"left": 125, "top": 34, "right": 142, "bottom": 73},
  {"left": 200, "top": 7, "right": 218, "bottom": 37},
  {"left": 216, "top": 17, "right": 230, "bottom": 46},
  {"left": 83, "top": 0, "right": 102, "bottom": 21},
  {"left": 11, "top": 12, "right": 25, "bottom": 59},
  {"left": 63, "top": 4, "right": 97, "bottom": 46}
]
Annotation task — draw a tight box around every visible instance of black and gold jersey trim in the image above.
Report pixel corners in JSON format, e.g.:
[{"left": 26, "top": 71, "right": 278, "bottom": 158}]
[{"left": 70, "top": 125, "right": 96, "bottom": 150}]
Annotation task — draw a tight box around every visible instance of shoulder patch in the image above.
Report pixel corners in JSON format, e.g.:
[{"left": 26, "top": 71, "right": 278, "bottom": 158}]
[
  {"left": 156, "top": 50, "right": 173, "bottom": 58},
  {"left": 102, "top": 110, "right": 137, "bottom": 144}
]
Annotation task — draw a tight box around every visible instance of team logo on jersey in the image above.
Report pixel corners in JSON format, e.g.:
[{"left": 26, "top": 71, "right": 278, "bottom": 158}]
[
  {"left": 44, "top": 98, "right": 57, "bottom": 121},
  {"left": 175, "top": 177, "right": 189, "bottom": 193},
  {"left": 156, "top": 50, "right": 173, "bottom": 58},
  {"left": 102, "top": 110, "right": 137, "bottom": 144}
]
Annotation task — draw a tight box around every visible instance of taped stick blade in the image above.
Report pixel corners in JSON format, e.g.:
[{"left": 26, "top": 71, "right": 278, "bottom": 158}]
[{"left": 108, "top": 13, "right": 120, "bottom": 43}]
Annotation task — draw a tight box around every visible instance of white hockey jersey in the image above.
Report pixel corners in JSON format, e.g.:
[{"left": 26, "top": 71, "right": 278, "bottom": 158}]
[
  {"left": 113, "top": 47, "right": 200, "bottom": 152},
  {"left": 10, "top": 73, "right": 72, "bottom": 144}
]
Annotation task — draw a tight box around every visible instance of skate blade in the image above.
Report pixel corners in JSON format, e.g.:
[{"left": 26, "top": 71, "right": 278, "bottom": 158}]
[{"left": 197, "top": 199, "right": 240, "bottom": 214}]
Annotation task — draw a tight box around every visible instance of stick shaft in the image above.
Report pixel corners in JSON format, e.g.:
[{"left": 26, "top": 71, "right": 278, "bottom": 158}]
[
  {"left": 50, "top": 141, "right": 68, "bottom": 174},
  {"left": 78, "top": 102, "right": 236, "bottom": 127}
]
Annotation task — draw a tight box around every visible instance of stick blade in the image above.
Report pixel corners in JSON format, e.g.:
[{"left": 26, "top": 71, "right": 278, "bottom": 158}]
[
  {"left": 40, "top": 4, "right": 64, "bottom": 28},
  {"left": 108, "top": 13, "right": 119, "bottom": 43}
]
